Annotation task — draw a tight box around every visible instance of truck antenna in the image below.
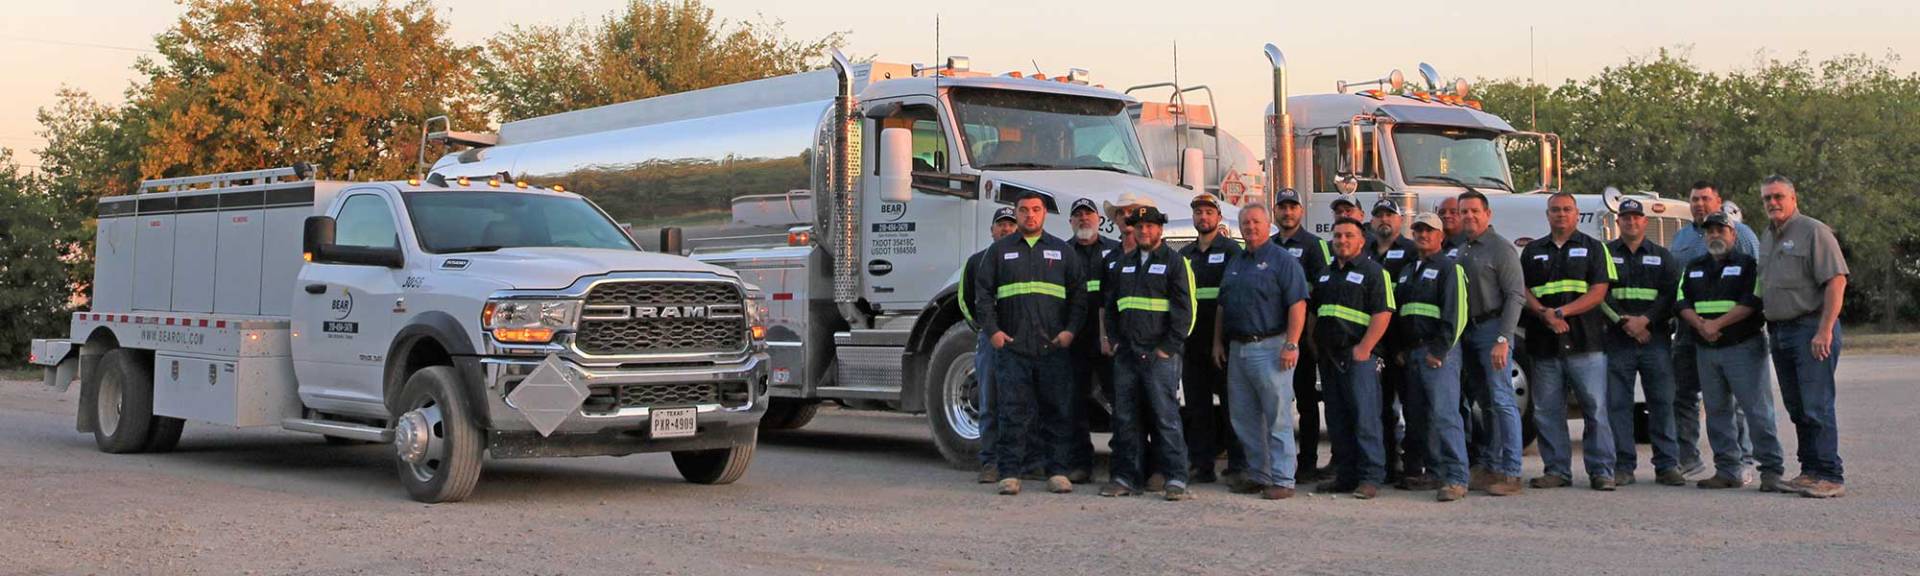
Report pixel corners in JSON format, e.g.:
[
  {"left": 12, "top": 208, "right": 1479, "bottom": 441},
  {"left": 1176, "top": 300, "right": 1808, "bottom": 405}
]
[
  {"left": 1032, "top": 60, "right": 1045, "bottom": 76},
  {"left": 1530, "top": 25, "right": 1538, "bottom": 130},
  {"left": 1172, "top": 40, "right": 1179, "bottom": 88},
  {"left": 934, "top": 14, "right": 940, "bottom": 79}
]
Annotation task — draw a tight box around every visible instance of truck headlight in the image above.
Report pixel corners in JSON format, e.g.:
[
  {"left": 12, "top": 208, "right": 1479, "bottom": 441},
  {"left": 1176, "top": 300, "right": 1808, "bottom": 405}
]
[
  {"left": 743, "top": 289, "right": 768, "bottom": 342},
  {"left": 482, "top": 299, "right": 581, "bottom": 344}
]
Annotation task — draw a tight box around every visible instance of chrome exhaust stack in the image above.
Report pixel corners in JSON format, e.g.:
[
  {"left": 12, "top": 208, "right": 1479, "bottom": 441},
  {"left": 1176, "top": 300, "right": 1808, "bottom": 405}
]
[
  {"left": 1264, "top": 44, "right": 1294, "bottom": 203},
  {"left": 826, "top": 49, "right": 867, "bottom": 326}
]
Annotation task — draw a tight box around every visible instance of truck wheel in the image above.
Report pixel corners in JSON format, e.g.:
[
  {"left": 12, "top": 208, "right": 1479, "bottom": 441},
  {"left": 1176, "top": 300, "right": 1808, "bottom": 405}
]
[
  {"left": 923, "top": 324, "right": 983, "bottom": 470},
  {"left": 673, "top": 429, "right": 756, "bottom": 485},
  {"left": 143, "top": 417, "right": 185, "bottom": 453},
  {"left": 90, "top": 349, "right": 157, "bottom": 454},
  {"left": 759, "top": 398, "right": 821, "bottom": 431},
  {"left": 1513, "top": 354, "right": 1538, "bottom": 450},
  {"left": 392, "top": 366, "right": 484, "bottom": 503}
]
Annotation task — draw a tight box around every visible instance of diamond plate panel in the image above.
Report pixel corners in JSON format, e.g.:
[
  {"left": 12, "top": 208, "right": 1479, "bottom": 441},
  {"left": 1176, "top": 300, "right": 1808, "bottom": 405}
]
[{"left": 506, "top": 354, "right": 591, "bottom": 437}]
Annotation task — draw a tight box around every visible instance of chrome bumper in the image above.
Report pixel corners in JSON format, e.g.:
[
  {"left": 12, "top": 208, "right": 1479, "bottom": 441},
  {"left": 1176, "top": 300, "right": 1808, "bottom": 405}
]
[{"left": 478, "top": 353, "right": 768, "bottom": 437}]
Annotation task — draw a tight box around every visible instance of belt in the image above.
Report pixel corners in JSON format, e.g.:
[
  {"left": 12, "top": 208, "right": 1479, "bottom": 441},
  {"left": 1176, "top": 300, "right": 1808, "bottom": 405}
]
[
  {"left": 1470, "top": 310, "right": 1502, "bottom": 325},
  {"left": 1231, "top": 331, "right": 1289, "bottom": 344}
]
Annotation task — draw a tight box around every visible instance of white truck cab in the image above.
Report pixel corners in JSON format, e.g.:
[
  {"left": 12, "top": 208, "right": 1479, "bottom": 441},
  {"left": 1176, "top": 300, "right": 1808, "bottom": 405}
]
[{"left": 32, "top": 166, "right": 770, "bottom": 502}]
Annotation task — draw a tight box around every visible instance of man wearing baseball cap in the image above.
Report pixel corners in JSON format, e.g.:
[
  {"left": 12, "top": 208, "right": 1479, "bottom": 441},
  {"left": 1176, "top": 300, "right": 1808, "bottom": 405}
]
[
  {"left": 1681, "top": 211, "right": 1789, "bottom": 493},
  {"left": 1331, "top": 193, "right": 1365, "bottom": 223},
  {"left": 1270, "top": 188, "right": 1333, "bottom": 482},
  {"left": 1601, "top": 198, "right": 1685, "bottom": 487},
  {"left": 1065, "top": 198, "right": 1120, "bottom": 482},
  {"left": 1366, "top": 198, "right": 1425, "bottom": 489},
  {"left": 1393, "top": 213, "right": 1471, "bottom": 500},
  {"left": 961, "top": 207, "right": 1021, "bottom": 483},
  {"left": 1179, "top": 193, "right": 1245, "bottom": 484}
]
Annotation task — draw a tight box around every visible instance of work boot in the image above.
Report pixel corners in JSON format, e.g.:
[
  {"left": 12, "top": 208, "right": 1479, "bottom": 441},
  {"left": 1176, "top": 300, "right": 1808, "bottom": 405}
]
[
  {"left": 1783, "top": 474, "right": 1817, "bottom": 494},
  {"left": 1297, "top": 465, "right": 1328, "bottom": 483},
  {"left": 998, "top": 478, "right": 1021, "bottom": 495},
  {"left": 1758, "top": 472, "right": 1790, "bottom": 493},
  {"left": 1190, "top": 468, "right": 1219, "bottom": 484},
  {"left": 1262, "top": 485, "right": 1296, "bottom": 500},
  {"left": 1146, "top": 473, "right": 1168, "bottom": 493},
  {"left": 1614, "top": 472, "right": 1636, "bottom": 486},
  {"left": 1352, "top": 483, "right": 1380, "bottom": 500},
  {"left": 1486, "top": 476, "right": 1525, "bottom": 497},
  {"left": 1098, "top": 481, "right": 1135, "bottom": 497},
  {"left": 1590, "top": 476, "right": 1617, "bottom": 491},
  {"left": 1679, "top": 459, "right": 1709, "bottom": 479},
  {"left": 1655, "top": 468, "right": 1687, "bottom": 486},
  {"left": 1047, "top": 475, "right": 1073, "bottom": 494},
  {"left": 1221, "top": 469, "right": 1248, "bottom": 487},
  {"left": 1529, "top": 475, "right": 1571, "bottom": 489},
  {"left": 977, "top": 464, "right": 1000, "bottom": 484},
  {"left": 1228, "top": 477, "right": 1264, "bottom": 494},
  {"left": 1696, "top": 475, "right": 1742, "bottom": 489},
  {"left": 1164, "top": 484, "right": 1192, "bottom": 501},
  {"left": 1437, "top": 484, "right": 1468, "bottom": 502},
  {"left": 1801, "top": 480, "right": 1846, "bottom": 499},
  {"left": 1316, "top": 478, "right": 1358, "bottom": 494},
  {"left": 1066, "top": 468, "right": 1092, "bottom": 484},
  {"left": 1468, "top": 466, "right": 1496, "bottom": 492},
  {"left": 1397, "top": 474, "right": 1441, "bottom": 491}
]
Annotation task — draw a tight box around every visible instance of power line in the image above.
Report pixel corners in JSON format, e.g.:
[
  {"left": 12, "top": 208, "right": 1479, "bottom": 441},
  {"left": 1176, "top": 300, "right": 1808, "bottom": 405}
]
[{"left": 0, "top": 35, "right": 158, "bottom": 54}]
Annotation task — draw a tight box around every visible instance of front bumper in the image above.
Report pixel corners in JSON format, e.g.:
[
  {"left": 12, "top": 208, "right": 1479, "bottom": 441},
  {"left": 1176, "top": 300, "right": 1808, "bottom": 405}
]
[{"left": 477, "top": 352, "right": 769, "bottom": 458}]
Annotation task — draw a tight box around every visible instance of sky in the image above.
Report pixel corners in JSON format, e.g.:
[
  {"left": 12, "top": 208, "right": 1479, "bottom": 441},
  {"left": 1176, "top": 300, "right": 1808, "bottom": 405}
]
[{"left": 2, "top": 0, "right": 1916, "bottom": 170}]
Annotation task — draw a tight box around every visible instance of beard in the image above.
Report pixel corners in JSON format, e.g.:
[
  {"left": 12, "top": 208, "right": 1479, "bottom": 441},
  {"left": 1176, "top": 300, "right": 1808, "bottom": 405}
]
[
  {"left": 1372, "top": 223, "right": 1396, "bottom": 240},
  {"left": 1707, "top": 238, "right": 1730, "bottom": 258},
  {"left": 1072, "top": 225, "right": 1098, "bottom": 242}
]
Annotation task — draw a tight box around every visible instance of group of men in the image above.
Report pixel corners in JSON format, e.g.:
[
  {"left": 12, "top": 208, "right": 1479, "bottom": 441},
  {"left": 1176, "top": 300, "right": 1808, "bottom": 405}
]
[{"left": 965, "top": 175, "right": 1849, "bottom": 502}]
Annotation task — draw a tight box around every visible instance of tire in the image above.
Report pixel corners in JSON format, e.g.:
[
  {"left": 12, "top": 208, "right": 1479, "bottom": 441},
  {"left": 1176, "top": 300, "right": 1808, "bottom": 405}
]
[
  {"left": 759, "top": 398, "right": 821, "bottom": 431},
  {"left": 673, "top": 429, "right": 757, "bottom": 485},
  {"left": 143, "top": 417, "right": 185, "bottom": 453},
  {"left": 923, "top": 324, "right": 983, "bottom": 470},
  {"left": 90, "top": 349, "right": 157, "bottom": 454},
  {"left": 392, "top": 366, "right": 485, "bottom": 503},
  {"left": 1513, "top": 351, "right": 1538, "bottom": 450}
]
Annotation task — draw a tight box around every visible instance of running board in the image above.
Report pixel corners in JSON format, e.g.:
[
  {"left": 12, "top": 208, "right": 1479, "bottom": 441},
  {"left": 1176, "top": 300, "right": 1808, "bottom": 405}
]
[
  {"left": 814, "top": 386, "right": 901, "bottom": 400},
  {"left": 283, "top": 418, "right": 392, "bottom": 443}
]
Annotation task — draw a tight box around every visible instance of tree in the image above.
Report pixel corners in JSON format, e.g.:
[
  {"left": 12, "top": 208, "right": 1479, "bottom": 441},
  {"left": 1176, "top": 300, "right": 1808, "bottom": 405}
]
[
  {"left": 0, "top": 151, "right": 86, "bottom": 364},
  {"left": 134, "top": 0, "right": 484, "bottom": 180},
  {"left": 478, "top": 0, "right": 844, "bottom": 121}
]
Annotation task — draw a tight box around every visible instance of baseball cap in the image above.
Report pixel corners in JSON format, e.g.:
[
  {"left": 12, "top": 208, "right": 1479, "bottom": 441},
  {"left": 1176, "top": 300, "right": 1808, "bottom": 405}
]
[
  {"left": 1702, "top": 212, "right": 1733, "bottom": 229},
  {"left": 1618, "top": 198, "right": 1645, "bottom": 216},
  {"left": 1126, "top": 206, "right": 1169, "bottom": 226},
  {"left": 1189, "top": 193, "right": 1220, "bottom": 210},
  {"left": 1372, "top": 198, "right": 1402, "bottom": 216},
  {"left": 1274, "top": 188, "right": 1302, "bottom": 206},
  {"left": 1332, "top": 193, "right": 1360, "bottom": 209},
  {"left": 992, "top": 206, "right": 1017, "bottom": 223},
  {"left": 1070, "top": 198, "right": 1098, "bottom": 215},
  {"left": 1410, "top": 212, "right": 1443, "bottom": 231}
]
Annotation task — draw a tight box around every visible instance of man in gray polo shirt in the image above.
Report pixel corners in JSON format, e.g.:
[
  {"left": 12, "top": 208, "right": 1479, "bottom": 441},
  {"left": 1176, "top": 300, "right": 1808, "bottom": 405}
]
[
  {"left": 1757, "top": 175, "right": 1850, "bottom": 499},
  {"left": 1453, "top": 191, "right": 1529, "bottom": 496}
]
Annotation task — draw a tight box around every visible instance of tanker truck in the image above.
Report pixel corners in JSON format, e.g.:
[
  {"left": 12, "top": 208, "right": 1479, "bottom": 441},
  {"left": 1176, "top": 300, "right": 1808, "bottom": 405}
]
[
  {"left": 426, "top": 51, "right": 1228, "bottom": 467},
  {"left": 1133, "top": 45, "right": 1694, "bottom": 443}
]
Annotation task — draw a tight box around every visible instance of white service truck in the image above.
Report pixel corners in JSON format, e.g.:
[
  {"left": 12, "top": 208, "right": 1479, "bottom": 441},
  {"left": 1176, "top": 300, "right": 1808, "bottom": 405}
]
[
  {"left": 424, "top": 51, "right": 1226, "bottom": 467},
  {"left": 30, "top": 165, "right": 770, "bottom": 503}
]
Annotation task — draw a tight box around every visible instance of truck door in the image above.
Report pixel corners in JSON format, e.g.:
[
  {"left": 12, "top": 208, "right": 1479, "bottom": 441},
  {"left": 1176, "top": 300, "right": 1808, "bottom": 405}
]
[
  {"left": 292, "top": 190, "right": 406, "bottom": 416},
  {"left": 862, "top": 101, "right": 967, "bottom": 309}
]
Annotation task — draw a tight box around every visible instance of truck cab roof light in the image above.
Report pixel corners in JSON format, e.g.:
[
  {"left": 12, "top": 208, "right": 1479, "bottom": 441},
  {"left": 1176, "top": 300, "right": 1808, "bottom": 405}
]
[
  {"left": 457, "top": 176, "right": 470, "bottom": 187},
  {"left": 551, "top": 184, "right": 566, "bottom": 193},
  {"left": 515, "top": 181, "right": 528, "bottom": 189}
]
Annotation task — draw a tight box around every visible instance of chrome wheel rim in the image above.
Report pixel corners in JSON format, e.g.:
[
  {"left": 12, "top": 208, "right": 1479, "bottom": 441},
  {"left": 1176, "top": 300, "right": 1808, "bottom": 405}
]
[
  {"left": 395, "top": 401, "right": 448, "bottom": 483},
  {"left": 944, "top": 351, "right": 981, "bottom": 440}
]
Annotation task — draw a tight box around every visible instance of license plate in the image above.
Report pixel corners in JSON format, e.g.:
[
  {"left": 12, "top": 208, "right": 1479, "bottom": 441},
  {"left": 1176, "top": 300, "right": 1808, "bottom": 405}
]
[{"left": 650, "top": 407, "right": 697, "bottom": 439}]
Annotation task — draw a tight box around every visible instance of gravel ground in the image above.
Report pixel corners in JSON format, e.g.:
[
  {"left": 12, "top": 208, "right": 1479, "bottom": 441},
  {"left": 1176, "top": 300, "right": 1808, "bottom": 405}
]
[{"left": 1, "top": 354, "right": 1916, "bottom": 575}]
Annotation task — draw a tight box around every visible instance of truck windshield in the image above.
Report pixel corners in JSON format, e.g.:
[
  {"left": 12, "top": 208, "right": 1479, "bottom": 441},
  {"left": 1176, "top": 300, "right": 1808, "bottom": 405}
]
[
  {"left": 950, "top": 87, "right": 1150, "bottom": 177},
  {"left": 1394, "top": 126, "right": 1512, "bottom": 191},
  {"left": 403, "top": 192, "right": 638, "bottom": 253}
]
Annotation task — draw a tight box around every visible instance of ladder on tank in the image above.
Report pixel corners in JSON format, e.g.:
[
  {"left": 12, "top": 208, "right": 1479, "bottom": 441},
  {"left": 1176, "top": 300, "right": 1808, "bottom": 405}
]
[{"left": 1126, "top": 83, "right": 1226, "bottom": 198}]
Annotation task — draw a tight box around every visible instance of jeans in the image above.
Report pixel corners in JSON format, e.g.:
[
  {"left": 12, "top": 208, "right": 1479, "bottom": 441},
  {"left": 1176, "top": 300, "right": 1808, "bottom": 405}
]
[
  {"left": 1111, "top": 351, "right": 1190, "bottom": 489},
  {"left": 1607, "top": 337, "right": 1679, "bottom": 474},
  {"left": 1409, "top": 346, "right": 1468, "bottom": 486},
  {"left": 1322, "top": 352, "right": 1386, "bottom": 486},
  {"left": 1673, "top": 334, "right": 1750, "bottom": 469},
  {"left": 1380, "top": 352, "right": 1422, "bottom": 478},
  {"left": 975, "top": 331, "right": 997, "bottom": 467},
  {"left": 1226, "top": 339, "right": 1299, "bottom": 488},
  {"left": 1068, "top": 342, "right": 1104, "bottom": 474},
  {"left": 1294, "top": 343, "right": 1323, "bottom": 473},
  {"left": 1769, "top": 316, "right": 1845, "bottom": 483},
  {"left": 1698, "top": 336, "right": 1786, "bottom": 478},
  {"left": 1461, "top": 320, "right": 1524, "bottom": 477},
  {"left": 991, "top": 347, "right": 1073, "bottom": 478},
  {"left": 1531, "top": 351, "right": 1616, "bottom": 480},
  {"left": 1183, "top": 337, "right": 1245, "bottom": 476}
]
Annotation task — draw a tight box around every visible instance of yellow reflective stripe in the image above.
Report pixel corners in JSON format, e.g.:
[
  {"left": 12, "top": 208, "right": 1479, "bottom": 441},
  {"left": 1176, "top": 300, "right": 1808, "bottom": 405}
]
[
  {"left": 1602, "top": 243, "right": 1618, "bottom": 281},
  {"left": 1676, "top": 275, "right": 1688, "bottom": 301},
  {"left": 1614, "top": 287, "right": 1659, "bottom": 300},
  {"left": 1318, "top": 304, "right": 1372, "bottom": 326},
  {"left": 1116, "top": 296, "right": 1171, "bottom": 312},
  {"left": 1184, "top": 258, "right": 1198, "bottom": 336},
  {"left": 1318, "top": 239, "right": 1333, "bottom": 265},
  {"left": 1381, "top": 269, "right": 1397, "bottom": 310},
  {"left": 1195, "top": 287, "right": 1220, "bottom": 300},
  {"left": 1601, "top": 303, "right": 1621, "bottom": 322},
  {"left": 1086, "top": 280, "right": 1102, "bottom": 293},
  {"left": 1401, "top": 302, "right": 1442, "bottom": 319},
  {"left": 997, "top": 281, "right": 1066, "bottom": 299},
  {"left": 1694, "top": 300, "right": 1736, "bottom": 315},
  {"left": 1453, "top": 264, "right": 1468, "bottom": 345},
  {"left": 1530, "top": 280, "right": 1590, "bottom": 297}
]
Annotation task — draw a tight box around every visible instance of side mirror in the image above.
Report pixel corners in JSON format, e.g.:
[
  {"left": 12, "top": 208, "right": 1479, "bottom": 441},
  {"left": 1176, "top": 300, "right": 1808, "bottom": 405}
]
[
  {"left": 659, "top": 227, "right": 685, "bottom": 256},
  {"left": 303, "top": 216, "right": 335, "bottom": 261},
  {"left": 1180, "top": 148, "right": 1205, "bottom": 190},
  {"left": 1346, "top": 123, "right": 1366, "bottom": 178},
  {"left": 878, "top": 127, "right": 913, "bottom": 203}
]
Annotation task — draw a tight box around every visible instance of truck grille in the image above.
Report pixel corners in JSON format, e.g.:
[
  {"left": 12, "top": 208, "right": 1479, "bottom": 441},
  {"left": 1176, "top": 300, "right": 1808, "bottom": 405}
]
[
  {"left": 617, "top": 383, "right": 717, "bottom": 408},
  {"left": 1648, "top": 215, "right": 1688, "bottom": 247},
  {"left": 576, "top": 281, "right": 746, "bottom": 356}
]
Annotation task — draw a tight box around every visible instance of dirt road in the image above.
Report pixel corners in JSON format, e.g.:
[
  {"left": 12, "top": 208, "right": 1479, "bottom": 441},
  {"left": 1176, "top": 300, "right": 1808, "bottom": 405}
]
[{"left": 2, "top": 355, "right": 1917, "bottom": 575}]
